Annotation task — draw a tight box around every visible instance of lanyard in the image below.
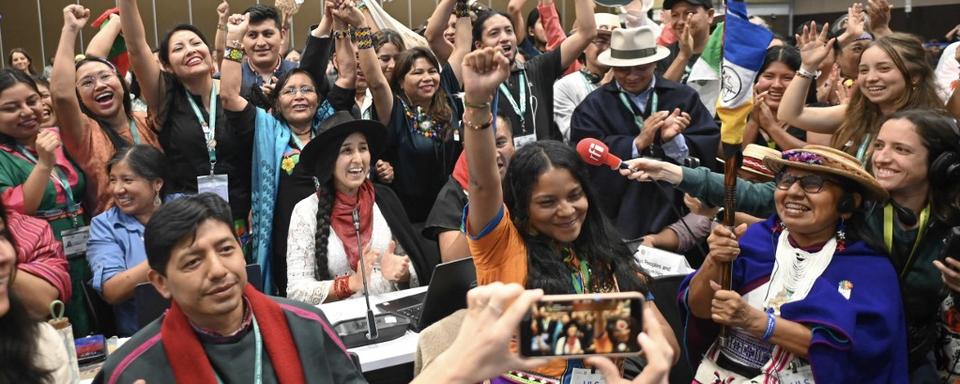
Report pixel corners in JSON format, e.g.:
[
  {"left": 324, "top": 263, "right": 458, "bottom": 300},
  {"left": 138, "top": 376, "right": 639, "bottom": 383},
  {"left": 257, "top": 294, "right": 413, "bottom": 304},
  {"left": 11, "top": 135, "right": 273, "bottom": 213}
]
[
  {"left": 580, "top": 71, "right": 598, "bottom": 93},
  {"left": 618, "top": 91, "right": 659, "bottom": 131},
  {"left": 884, "top": 203, "right": 930, "bottom": 281},
  {"left": 16, "top": 145, "right": 80, "bottom": 226},
  {"left": 563, "top": 248, "right": 591, "bottom": 294},
  {"left": 185, "top": 85, "right": 219, "bottom": 175},
  {"left": 498, "top": 71, "right": 527, "bottom": 132},
  {"left": 855, "top": 133, "right": 873, "bottom": 163},
  {"left": 214, "top": 315, "right": 263, "bottom": 384},
  {"left": 129, "top": 119, "right": 141, "bottom": 145}
]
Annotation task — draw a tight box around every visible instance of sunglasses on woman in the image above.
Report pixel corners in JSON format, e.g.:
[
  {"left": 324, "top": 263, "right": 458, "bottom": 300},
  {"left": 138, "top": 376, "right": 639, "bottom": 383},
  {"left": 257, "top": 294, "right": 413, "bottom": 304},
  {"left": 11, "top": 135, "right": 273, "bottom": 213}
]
[{"left": 774, "top": 172, "right": 841, "bottom": 193}]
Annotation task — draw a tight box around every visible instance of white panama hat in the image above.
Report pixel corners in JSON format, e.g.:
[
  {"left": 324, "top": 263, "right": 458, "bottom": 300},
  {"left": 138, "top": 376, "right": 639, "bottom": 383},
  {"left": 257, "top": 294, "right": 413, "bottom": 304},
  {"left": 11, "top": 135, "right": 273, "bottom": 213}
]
[{"left": 597, "top": 26, "right": 670, "bottom": 67}]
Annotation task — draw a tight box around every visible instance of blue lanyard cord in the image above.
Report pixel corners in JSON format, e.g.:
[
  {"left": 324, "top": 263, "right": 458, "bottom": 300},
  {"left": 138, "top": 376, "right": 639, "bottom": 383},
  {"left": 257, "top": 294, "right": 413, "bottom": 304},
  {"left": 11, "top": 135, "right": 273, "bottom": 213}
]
[
  {"left": 16, "top": 146, "right": 80, "bottom": 221},
  {"left": 498, "top": 71, "right": 527, "bottom": 132},
  {"left": 128, "top": 119, "right": 141, "bottom": 145},
  {"left": 185, "top": 85, "right": 220, "bottom": 174},
  {"left": 214, "top": 315, "right": 263, "bottom": 384},
  {"left": 618, "top": 91, "right": 659, "bottom": 131}
]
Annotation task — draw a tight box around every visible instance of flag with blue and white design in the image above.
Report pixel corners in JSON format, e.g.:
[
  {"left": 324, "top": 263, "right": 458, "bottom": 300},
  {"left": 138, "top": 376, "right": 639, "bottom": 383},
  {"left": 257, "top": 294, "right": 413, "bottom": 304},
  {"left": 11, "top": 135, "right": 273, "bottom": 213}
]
[{"left": 718, "top": 0, "right": 773, "bottom": 146}]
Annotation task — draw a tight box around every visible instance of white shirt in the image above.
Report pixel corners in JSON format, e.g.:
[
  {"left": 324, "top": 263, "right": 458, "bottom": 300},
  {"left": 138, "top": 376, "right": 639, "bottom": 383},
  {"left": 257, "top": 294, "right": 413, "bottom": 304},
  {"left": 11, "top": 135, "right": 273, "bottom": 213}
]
[
  {"left": 935, "top": 42, "right": 960, "bottom": 102},
  {"left": 286, "top": 193, "right": 419, "bottom": 305},
  {"left": 554, "top": 71, "right": 599, "bottom": 144}
]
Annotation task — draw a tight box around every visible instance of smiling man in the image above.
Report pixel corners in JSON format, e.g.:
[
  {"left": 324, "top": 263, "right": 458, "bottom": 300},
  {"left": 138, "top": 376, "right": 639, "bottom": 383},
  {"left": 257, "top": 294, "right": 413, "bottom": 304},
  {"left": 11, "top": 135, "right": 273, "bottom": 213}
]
[
  {"left": 94, "top": 194, "right": 365, "bottom": 383},
  {"left": 240, "top": 5, "right": 299, "bottom": 103}
]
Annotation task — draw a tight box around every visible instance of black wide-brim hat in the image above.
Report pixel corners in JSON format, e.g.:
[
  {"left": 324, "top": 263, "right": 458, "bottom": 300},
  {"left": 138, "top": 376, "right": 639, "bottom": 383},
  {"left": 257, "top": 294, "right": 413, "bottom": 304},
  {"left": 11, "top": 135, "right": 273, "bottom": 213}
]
[{"left": 299, "top": 111, "right": 388, "bottom": 184}]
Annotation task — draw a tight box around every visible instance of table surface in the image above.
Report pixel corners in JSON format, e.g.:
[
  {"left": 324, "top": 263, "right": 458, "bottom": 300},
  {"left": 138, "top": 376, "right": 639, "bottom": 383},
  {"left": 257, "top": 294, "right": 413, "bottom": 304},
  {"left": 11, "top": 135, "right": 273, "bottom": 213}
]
[{"left": 319, "top": 286, "right": 428, "bottom": 372}]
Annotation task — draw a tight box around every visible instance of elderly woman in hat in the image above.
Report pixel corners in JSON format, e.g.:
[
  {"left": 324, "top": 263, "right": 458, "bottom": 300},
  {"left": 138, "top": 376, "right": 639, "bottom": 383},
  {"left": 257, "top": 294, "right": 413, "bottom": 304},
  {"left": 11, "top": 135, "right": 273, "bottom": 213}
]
[
  {"left": 284, "top": 112, "right": 432, "bottom": 305},
  {"left": 679, "top": 145, "right": 908, "bottom": 383},
  {"left": 571, "top": 25, "right": 719, "bottom": 240}
]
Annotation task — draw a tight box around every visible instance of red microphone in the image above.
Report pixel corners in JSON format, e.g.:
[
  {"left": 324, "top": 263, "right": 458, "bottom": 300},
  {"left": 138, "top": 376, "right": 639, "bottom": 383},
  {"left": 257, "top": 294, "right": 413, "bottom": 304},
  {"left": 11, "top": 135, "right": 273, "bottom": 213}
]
[{"left": 576, "top": 138, "right": 629, "bottom": 170}]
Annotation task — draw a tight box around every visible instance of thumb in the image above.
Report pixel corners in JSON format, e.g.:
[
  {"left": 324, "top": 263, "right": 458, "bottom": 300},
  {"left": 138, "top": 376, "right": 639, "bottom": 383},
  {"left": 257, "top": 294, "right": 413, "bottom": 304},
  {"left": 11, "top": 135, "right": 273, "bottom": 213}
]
[
  {"left": 734, "top": 223, "right": 749, "bottom": 237},
  {"left": 387, "top": 240, "right": 397, "bottom": 255},
  {"left": 584, "top": 357, "right": 621, "bottom": 383},
  {"left": 709, "top": 280, "right": 721, "bottom": 291}
]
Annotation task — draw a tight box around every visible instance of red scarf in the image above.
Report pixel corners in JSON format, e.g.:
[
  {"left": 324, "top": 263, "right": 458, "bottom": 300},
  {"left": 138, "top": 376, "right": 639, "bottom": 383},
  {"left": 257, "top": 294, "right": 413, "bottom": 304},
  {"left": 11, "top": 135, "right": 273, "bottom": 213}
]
[
  {"left": 452, "top": 151, "right": 470, "bottom": 191},
  {"left": 160, "top": 284, "right": 305, "bottom": 383},
  {"left": 330, "top": 180, "right": 375, "bottom": 270}
]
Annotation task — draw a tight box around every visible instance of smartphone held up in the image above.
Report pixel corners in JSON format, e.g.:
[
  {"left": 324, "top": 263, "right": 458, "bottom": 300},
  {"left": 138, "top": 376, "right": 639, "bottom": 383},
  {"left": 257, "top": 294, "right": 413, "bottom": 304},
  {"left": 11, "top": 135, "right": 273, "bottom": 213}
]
[{"left": 520, "top": 292, "right": 645, "bottom": 359}]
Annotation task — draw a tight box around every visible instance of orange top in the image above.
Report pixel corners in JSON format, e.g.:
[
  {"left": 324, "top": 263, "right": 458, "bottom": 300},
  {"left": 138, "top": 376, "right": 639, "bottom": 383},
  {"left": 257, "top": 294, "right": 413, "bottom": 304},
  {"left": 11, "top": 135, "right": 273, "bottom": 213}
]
[
  {"left": 62, "top": 112, "right": 160, "bottom": 215},
  {"left": 466, "top": 206, "right": 570, "bottom": 378}
]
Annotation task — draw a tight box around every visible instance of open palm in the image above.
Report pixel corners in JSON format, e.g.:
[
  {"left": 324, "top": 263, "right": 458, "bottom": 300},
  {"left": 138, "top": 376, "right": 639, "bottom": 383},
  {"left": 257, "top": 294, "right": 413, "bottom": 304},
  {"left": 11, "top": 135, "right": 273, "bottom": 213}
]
[{"left": 796, "top": 21, "right": 834, "bottom": 69}]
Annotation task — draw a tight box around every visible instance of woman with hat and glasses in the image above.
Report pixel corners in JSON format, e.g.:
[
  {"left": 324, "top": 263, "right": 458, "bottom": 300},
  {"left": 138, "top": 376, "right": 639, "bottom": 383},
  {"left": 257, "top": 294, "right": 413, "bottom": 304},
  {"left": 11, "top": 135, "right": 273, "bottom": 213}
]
[
  {"left": 682, "top": 145, "right": 907, "bottom": 382},
  {"left": 220, "top": 6, "right": 358, "bottom": 295},
  {"left": 285, "top": 111, "right": 432, "bottom": 305},
  {"left": 623, "top": 109, "right": 960, "bottom": 380},
  {"left": 459, "top": 46, "right": 679, "bottom": 382},
  {"left": 51, "top": 5, "right": 160, "bottom": 216}
]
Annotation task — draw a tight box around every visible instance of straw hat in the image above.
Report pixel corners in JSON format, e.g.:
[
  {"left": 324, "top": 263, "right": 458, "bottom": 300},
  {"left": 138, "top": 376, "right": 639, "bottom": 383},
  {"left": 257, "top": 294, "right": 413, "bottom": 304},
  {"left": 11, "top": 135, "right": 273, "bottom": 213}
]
[
  {"left": 763, "top": 145, "right": 888, "bottom": 201},
  {"left": 717, "top": 144, "right": 781, "bottom": 181},
  {"left": 597, "top": 26, "right": 670, "bottom": 67}
]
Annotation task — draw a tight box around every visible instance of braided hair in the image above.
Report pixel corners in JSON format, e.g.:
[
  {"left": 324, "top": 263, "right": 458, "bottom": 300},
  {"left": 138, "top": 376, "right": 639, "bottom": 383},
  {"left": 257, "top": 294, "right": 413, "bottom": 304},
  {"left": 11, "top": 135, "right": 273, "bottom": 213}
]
[{"left": 312, "top": 182, "right": 336, "bottom": 280}]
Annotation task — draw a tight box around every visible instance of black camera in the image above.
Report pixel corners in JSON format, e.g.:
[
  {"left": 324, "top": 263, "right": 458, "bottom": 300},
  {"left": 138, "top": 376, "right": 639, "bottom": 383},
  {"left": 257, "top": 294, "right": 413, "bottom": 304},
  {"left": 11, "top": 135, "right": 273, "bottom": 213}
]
[{"left": 942, "top": 227, "right": 960, "bottom": 262}]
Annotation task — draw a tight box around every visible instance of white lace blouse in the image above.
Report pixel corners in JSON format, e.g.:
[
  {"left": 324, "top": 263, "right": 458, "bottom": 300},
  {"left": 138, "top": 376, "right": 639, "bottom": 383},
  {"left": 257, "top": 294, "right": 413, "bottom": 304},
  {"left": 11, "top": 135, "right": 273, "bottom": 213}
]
[{"left": 286, "top": 193, "right": 420, "bottom": 305}]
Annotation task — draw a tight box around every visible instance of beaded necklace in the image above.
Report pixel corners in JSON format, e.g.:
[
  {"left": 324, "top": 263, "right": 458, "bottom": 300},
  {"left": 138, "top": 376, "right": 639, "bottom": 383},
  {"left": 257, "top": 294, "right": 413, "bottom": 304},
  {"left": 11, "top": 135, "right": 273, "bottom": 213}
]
[{"left": 400, "top": 98, "right": 443, "bottom": 140}]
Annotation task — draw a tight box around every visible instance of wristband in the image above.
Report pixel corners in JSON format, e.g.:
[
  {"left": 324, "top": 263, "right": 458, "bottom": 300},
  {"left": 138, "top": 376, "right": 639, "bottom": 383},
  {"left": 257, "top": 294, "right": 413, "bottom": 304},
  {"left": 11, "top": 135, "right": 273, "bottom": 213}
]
[
  {"left": 463, "top": 100, "right": 491, "bottom": 109},
  {"left": 796, "top": 67, "right": 820, "bottom": 80},
  {"left": 761, "top": 309, "right": 776, "bottom": 341},
  {"left": 333, "top": 30, "right": 349, "bottom": 40},
  {"left": 463, "top": 114, "right": 493, "bottom": 130},
  {"left": 226, "top": 39, "right": 243, "bottom": 49},
  {"left": 333, "top": 275, "right": 354, "bottom": 299},
  {"left": 224, "top": 47, "right": 245, "bottom": 63},
  {"left": 356, "top": 0, "right": 368, "bottom": 12},
  {"left": 455, "top": 0, "right": 470, "bottom": 18},
  {"left": 353, "top": 27, "right": 374, "bottom": 49}
]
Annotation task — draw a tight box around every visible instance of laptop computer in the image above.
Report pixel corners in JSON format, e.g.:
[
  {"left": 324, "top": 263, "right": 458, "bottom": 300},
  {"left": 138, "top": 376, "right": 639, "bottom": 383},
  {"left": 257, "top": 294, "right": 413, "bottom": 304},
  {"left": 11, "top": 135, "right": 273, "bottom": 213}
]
[{"left": 376, "top": 257, "right": 477, "bottom": 332}]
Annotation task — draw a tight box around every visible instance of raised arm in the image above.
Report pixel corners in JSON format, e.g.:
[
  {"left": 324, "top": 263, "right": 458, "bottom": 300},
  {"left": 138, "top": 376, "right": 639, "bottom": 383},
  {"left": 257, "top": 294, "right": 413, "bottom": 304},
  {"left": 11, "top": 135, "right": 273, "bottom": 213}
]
[
  {"left": 462, "top": 48, "right": 511, "bottom": 235},
  {"left": 220, "top": 13, "right": 250, "bottom": 113},
  {"left": 425, "top": 0, "right": 457, "bottom": 64},
  {"left": 662, "top": 14, "right": 695, "bottom": 82},
  {"left": 118, "top": 0, "right": 164, "bottom": 113},
  {"left": 446, "top": 7, "right": 473, "bottom": 84},
  {"left": 777, "top": 22, "right": 846, "bottom": 133},
  {"left": 85, "top": 13, "right": 121, "bottom": 58},
  {"left": 213, "top": 1, "right": 231, "bottom": 69},
  {"left": 866, "top": 0, "right": 893, "bottom": 38},
  {"left": 507, "top": 0, "right": 528, "bottom": 50},
  {"left": 556, "top": 0, "right": 596, "bottom": 70},
  {"left": 337, "top": 1, "right": 392, "bottom": 125},
  {"left": 51, "top": 5, "right": 92, "bottom": 147},
  {"left": 332, "top": 20, "right": 357, "bottom": 91}
]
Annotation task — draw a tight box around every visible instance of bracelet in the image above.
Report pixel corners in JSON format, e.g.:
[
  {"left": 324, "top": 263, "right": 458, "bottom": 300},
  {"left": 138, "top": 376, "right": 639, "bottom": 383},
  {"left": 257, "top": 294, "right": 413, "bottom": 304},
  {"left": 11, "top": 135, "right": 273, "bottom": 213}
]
[
  {"left": 333, "top": 275, "right": 354, "bottom": 299},
  {"left": 795, "top": 67, "right": 820, "bottom": 80},
  {"left": 463, "top": 114, "right": 493, "bottom": 130},
  {"left": 224, "top": 47, "right": 245, "bottom": 63},
  {"left": 463, "top": 100, "right": 491, "bottom": 109},
  {"left": 455, "top": 0, "right": 470, "bottom": 18},
  {"left": 353, "top": 27, "right": 374, "bottom": 49},
  {"left": 333, "top": 30, "right": 349, "bottom": 40},
  {"left": 226, "top": 39, "right": 243, "bottom": 49},
  {"left": 761, "top": 309, "right": 776, "bottom": 341},
  {"left": 356, "top": 0, "right": 368, "bottom": 11}
]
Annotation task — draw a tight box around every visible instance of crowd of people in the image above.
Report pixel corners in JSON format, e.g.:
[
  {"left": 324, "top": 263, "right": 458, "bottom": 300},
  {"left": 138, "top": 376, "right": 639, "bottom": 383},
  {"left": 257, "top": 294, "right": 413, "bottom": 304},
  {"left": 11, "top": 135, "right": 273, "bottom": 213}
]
[{"left": 1, "top": 0, "right": 960, "bottom": 382}]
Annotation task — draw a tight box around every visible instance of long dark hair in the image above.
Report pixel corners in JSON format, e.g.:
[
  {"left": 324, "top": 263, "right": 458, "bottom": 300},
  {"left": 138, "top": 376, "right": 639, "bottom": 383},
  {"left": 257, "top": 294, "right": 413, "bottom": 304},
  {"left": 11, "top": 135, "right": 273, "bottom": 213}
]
[
  {"left": 156, "top": 24, "right": 213, "bottom": 127},
  {"left": 0, "top": 197, "right": 53, "bottom": 384},
  {"left": 389, "top": 47, "right": 454, "bottom": 139},
  {"left": 310, "top": 134, "right": 351, "bottom": 281},
  {"left": 472, "top": 11, "right": 514, "bottom": 48},
  {"left": 75, "top": 57, "right": 135, "bottom": 152},
  {"left": 0, "top": 69, "right": 40, "bottom": 146},
  {"left": 502, "top": 141, "right": 649, "bottom": 294},
  {"left": 881, "top": 110, "right": 960, "bottom": 226}
]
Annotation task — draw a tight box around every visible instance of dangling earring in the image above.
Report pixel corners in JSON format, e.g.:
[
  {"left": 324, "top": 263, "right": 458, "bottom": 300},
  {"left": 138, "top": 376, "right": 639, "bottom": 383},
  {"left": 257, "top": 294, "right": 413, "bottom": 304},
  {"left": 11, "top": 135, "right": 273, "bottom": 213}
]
[
  {"left": 836, "top": 218, "right": 847, "bottom": 252},
  {"left": 154, "top": 192, "right": 162, "bottom": 207}
]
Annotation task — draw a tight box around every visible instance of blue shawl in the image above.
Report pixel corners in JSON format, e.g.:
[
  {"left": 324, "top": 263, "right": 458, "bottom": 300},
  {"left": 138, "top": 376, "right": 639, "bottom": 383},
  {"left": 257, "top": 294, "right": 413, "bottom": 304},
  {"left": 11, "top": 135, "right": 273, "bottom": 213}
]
[
  {"left": 251, "top": 102, "right": 335, "bottom": 293},
  {"left": 677, "top": 216, "right": 909, "bottom": 383}
]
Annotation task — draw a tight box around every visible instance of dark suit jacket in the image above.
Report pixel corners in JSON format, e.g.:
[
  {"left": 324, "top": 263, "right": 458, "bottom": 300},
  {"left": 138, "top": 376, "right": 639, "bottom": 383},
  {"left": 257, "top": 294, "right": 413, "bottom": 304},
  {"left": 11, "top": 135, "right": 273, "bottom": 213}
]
[{"left": 570, "top": 77, "right": 719, "bottom": 239}]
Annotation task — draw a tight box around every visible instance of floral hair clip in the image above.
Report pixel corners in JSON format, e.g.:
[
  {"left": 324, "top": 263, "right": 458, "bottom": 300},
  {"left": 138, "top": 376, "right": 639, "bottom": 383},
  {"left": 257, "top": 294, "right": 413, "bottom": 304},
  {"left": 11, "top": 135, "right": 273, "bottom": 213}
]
[{"left": 782, "top": 150, "right": 825, "bottom": 165}]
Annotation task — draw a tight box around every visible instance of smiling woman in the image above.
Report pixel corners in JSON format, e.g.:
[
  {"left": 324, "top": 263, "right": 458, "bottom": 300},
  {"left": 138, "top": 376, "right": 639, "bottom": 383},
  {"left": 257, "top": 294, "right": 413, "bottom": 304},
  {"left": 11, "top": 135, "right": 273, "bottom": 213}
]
[{"left": 52, "top": 5, "right": 161, "bottom": 216}]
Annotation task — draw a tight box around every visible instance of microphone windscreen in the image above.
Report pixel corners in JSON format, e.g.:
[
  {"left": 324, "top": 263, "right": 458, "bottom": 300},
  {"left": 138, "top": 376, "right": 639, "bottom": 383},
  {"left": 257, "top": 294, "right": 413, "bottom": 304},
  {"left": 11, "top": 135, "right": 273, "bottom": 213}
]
[{"left": 576, "top": 138, "right": 621, "bottom": 169}]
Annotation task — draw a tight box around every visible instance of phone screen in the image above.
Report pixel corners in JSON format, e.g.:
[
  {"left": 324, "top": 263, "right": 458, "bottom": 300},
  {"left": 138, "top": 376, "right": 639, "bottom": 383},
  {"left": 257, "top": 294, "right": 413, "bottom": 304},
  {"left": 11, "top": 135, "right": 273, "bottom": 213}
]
[{"left": 519, "top": 293, "right": 644, "bottom": 358}]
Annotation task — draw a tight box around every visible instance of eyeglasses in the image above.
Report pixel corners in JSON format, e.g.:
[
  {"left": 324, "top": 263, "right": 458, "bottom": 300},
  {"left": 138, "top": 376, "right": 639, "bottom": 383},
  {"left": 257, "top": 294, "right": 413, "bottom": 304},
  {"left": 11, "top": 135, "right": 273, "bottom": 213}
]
[
  {"left": 774, "top": 173, "right": 839, "bottom": 193},
  {"left": 280, "top": 86, "right": 316, "bottom": 96},
  {"left": 77, "top": 71, "right": 117, "bottom": 90}
]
